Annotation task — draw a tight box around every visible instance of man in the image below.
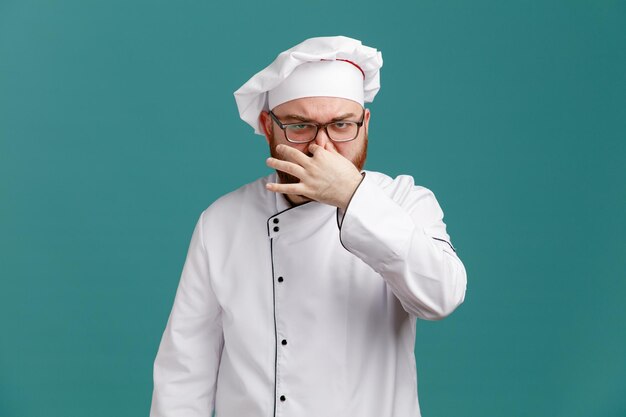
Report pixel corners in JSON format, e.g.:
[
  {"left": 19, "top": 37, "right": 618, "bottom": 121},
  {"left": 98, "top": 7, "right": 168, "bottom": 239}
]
[{"left": 150, "top": 36, "right": 467, "bottom": 417}]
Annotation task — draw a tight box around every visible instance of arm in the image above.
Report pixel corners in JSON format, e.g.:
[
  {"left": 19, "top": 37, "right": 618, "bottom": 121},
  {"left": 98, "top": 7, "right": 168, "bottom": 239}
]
[
  {"left": 338, "top": 173, "right": 467, "bottom": 320},
  {"left": 150, "top": 211, "right": 224, "bottom": 416},
  {"left": 264, "top": 143, "right": 466, "bottom": 319}
]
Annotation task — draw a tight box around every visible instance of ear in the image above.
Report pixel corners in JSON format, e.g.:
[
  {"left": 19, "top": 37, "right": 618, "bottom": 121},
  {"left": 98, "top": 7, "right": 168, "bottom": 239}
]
[
  {"left": 259, "top": 111, "right": 272, "bottom": 145},
  {"left": 363, "top": 108, "right": 371, "bottom": 135}
]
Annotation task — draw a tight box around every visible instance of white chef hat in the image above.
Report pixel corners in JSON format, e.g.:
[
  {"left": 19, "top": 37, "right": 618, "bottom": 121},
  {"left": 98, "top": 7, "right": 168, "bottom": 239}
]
[{"left": 234, "top": 35, "right": 383, "bottom": 135}]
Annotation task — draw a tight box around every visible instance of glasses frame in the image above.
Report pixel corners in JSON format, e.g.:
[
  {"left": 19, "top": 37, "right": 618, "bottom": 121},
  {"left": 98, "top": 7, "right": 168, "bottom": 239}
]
[{"left": 268, "top": 109, "right": 365, "bottom": 144}]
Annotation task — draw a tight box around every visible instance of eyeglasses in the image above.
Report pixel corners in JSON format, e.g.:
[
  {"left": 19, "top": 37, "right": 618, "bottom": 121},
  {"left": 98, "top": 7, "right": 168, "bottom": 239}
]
[{"left": 268, "top": 109, "right": 365, "bottom": 144}]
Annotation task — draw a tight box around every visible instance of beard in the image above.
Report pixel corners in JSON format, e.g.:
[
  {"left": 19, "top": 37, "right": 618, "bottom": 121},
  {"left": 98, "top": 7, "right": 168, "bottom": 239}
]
[{"left": 269, "top": 130, "right": 369, "bottom": 186}]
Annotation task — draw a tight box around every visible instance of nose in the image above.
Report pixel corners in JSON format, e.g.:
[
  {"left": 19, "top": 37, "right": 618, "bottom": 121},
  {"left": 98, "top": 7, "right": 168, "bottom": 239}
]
[{"left": 313, "top": 126, "right": 330, "bottom": 147}]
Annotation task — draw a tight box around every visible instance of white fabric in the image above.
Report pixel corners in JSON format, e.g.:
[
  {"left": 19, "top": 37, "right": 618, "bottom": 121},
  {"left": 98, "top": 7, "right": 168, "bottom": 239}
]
[
  {"left": 234, "top": 36, "right": 383, "bottom": 135},
  {"left": 150, "top": 170, "right": 467, "bottom": 417},
  {"left": 267, "top": 60, "right": 364, "bottom": 110}
]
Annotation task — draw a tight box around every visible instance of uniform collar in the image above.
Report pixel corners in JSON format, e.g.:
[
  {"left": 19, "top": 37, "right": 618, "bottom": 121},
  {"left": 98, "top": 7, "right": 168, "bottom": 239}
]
[{"left": 267, "top": 172, "right": 335, "bottom": 238}]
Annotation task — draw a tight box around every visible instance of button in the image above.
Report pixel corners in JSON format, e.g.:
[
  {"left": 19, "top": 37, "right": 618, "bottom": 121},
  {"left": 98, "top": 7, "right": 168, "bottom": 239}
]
[
  {"left": 280, "top": 395, "right": 286, "bottom": 402},
  {"left": 273, "top": 218, "right": 279, "bottom": 224},
  {"left": 277, "top": 276, "right": 284, "bottom": 283},
  {"left": 273, "top": 226, "right": 280, "bottom": 232},
  {"left": 281, "top": 339, "right": 287, "bottom": 345}
]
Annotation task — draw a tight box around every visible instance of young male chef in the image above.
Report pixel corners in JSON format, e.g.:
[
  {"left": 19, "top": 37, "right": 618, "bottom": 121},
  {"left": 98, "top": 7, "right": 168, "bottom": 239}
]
[{"left": 150, "top": 35, "right": 467, "bottom": 417}]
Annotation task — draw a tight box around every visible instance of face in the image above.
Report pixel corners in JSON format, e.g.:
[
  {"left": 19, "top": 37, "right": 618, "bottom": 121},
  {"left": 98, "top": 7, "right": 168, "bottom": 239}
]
[{"left": 259, "top": 96, "right": 371, "bottom": 185}]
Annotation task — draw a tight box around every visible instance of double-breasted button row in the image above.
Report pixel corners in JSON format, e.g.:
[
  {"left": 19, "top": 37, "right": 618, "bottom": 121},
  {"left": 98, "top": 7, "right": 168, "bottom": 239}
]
[{"left": 273, "top": 231, "right": 287, "bottom": 406}]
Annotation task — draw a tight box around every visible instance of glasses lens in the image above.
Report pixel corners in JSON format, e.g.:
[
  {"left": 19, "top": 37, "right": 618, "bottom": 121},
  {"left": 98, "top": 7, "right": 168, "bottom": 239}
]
[
  {"left": 328, "top": 122, "right": 358, "bottom": 141},
  {"left": 286, "top": 124, "right": 317, "bottom": 143}
]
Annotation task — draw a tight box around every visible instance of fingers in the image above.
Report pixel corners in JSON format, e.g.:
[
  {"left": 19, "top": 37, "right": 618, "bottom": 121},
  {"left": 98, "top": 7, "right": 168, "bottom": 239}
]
[
  {"left": 322, "top": 141, "right": 339, "bottom": 153},
  {"left": 308, "top": 142, "right": 341, "bottom": 157},
  {"left": 276, "top": 144, "right": 311, "bottom": 166},
  {"left": 266, "top": 157, "right": 306, "bottom": 178},
  {"left": 308, "top": 143, "right": 323, "bottom": 155},
  {"left": 266, "top": 181, "right": 306, "bottom": 195}
]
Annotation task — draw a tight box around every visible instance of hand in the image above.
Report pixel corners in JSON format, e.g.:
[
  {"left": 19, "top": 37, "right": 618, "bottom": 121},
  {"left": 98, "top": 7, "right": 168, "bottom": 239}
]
[{"left": 266, "top": 142, "right": 363, "bottom": 210}]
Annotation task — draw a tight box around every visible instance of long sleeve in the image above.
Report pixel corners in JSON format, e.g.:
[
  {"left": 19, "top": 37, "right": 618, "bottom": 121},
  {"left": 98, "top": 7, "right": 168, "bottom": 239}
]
[
  {"left": 339, "top": 173, "right": 467, "bottom": 320},
  {"left": 150, "top": 211, "right": 224, "bottom": 416}
]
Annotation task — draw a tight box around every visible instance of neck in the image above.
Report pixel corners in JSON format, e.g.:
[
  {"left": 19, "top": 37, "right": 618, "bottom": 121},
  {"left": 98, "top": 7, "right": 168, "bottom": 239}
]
[{"left": 283, "top": 193, "right": 311, "bottom": 207}]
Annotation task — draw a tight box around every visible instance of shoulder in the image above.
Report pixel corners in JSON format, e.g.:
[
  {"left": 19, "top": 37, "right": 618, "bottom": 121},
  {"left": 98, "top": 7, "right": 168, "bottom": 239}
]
[
  {"left": 362, "top": 170, "right": 437, "bottom": 206},
  {"left": 361, "top": 170, "right": 453, "bottom": 247}
]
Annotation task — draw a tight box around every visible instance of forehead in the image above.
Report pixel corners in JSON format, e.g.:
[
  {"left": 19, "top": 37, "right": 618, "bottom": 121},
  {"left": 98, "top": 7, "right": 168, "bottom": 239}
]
[{"left": 272, "top": 96, "right": 363, "bottom": 118}]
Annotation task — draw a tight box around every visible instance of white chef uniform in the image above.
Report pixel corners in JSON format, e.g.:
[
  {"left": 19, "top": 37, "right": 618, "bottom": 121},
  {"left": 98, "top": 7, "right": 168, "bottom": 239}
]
[{"left": 150, "top": 168, "right": 467, "bottom": 417}]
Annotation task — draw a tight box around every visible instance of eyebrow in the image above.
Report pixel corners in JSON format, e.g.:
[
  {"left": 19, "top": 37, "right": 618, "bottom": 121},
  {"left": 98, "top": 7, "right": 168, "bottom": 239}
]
[{"left": 280, "top": 113, "right": 357, "bottom": 123}]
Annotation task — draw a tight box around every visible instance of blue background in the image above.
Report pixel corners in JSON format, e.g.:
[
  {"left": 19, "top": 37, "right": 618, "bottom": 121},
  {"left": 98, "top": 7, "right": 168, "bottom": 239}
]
[{"left": 1, "top": 0, "right": 624, "bottom": 416}]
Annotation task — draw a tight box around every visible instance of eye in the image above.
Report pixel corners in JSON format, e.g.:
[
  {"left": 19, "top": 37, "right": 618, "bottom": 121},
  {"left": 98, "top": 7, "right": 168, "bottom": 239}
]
[
  {"left": 332, "top": 122, "right": 350, "bottom": 129},
  {"left": 285, "top": 124, "right": 316, "bottom": 138}
]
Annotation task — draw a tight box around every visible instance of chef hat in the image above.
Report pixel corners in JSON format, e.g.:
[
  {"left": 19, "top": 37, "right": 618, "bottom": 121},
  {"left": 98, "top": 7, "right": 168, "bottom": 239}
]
[{"left": 234, "top": 36, "right": 383, "bottom": 135}]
